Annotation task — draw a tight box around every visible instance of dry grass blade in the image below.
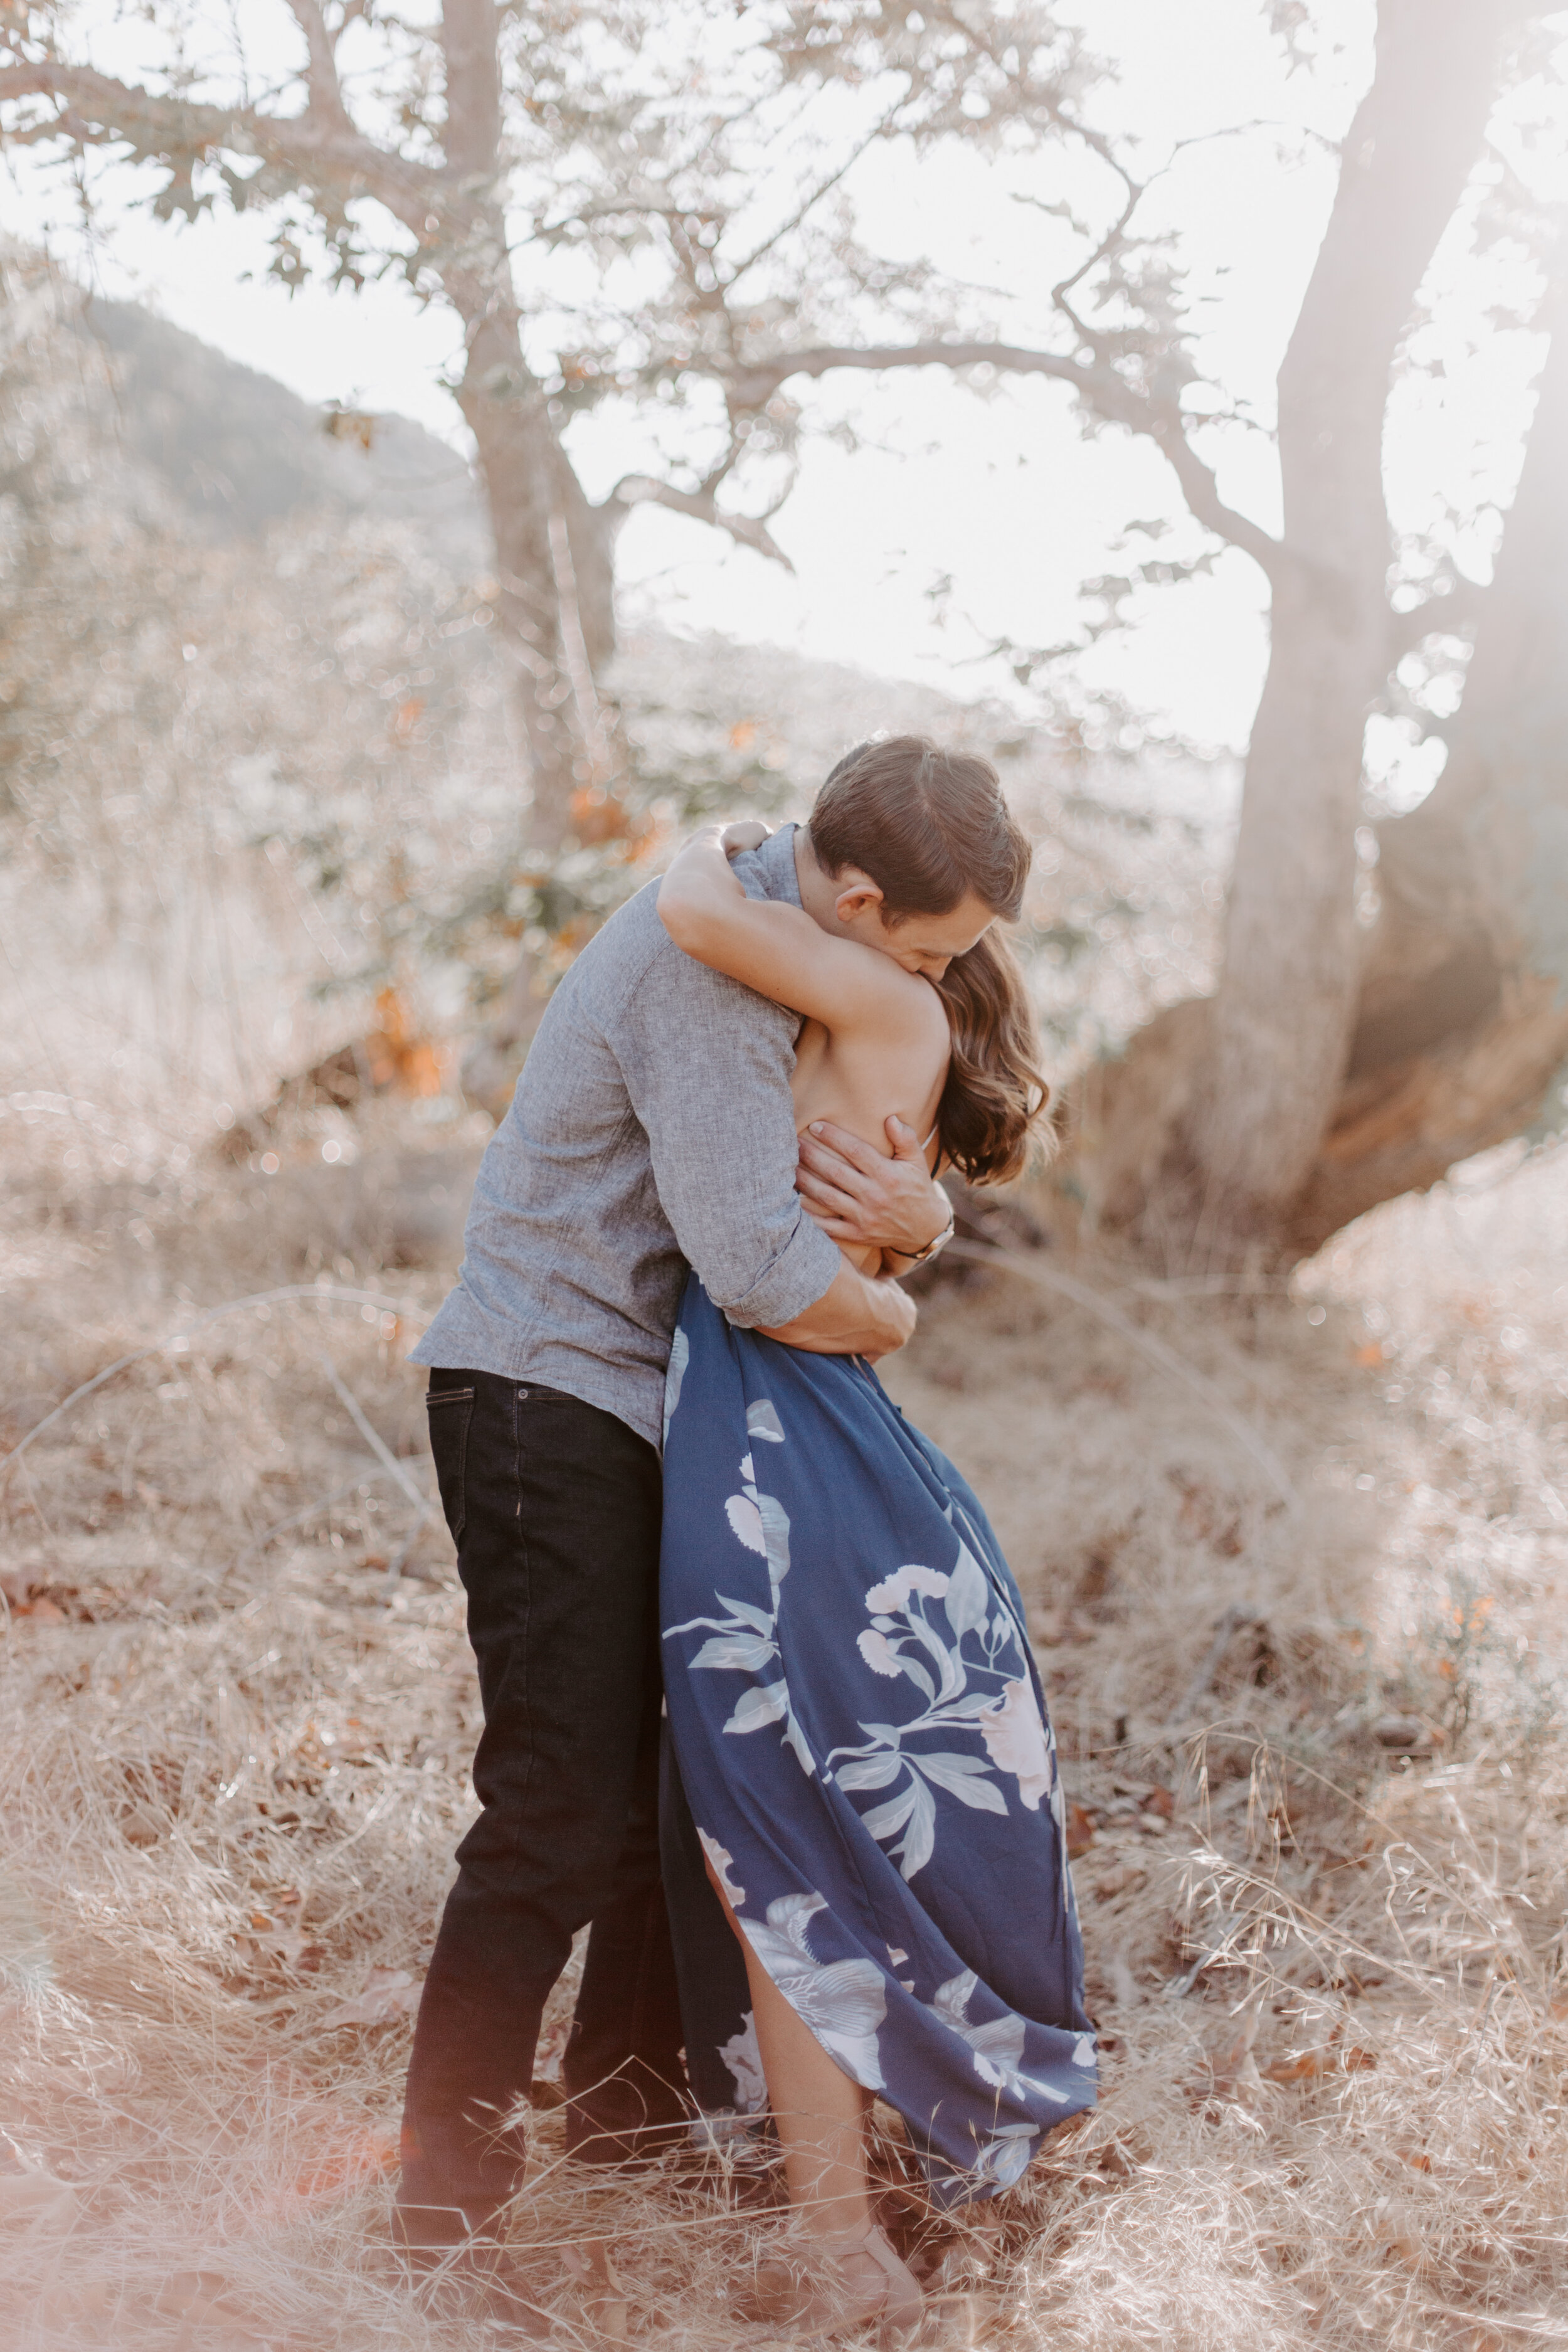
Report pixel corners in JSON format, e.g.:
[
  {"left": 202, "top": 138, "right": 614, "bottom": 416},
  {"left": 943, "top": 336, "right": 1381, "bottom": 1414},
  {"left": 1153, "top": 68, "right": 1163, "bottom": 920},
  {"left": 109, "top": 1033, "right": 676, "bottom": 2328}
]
[{"left": 317, "top": 1355, "right": 430, "bottom": 1515}]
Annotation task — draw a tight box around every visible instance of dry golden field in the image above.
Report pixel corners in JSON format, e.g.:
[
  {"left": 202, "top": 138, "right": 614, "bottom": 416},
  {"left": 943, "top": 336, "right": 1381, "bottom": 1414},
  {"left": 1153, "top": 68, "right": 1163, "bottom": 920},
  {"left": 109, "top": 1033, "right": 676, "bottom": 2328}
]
[{"left": 4, "top": 1098, "right": 1568, "bottom": 2351}]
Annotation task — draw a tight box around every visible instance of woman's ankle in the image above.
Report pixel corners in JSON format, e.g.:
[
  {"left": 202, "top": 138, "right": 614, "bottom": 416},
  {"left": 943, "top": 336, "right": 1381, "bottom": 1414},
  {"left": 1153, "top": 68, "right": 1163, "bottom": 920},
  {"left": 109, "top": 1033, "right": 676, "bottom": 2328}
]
[{"left": 790, "top": 2195, "right": 874, "bottom": 2242}]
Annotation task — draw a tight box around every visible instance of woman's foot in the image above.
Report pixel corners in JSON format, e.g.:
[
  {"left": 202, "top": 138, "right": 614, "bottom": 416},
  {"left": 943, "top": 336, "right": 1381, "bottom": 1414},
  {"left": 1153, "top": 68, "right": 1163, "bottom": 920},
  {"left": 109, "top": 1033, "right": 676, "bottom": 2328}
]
[{"left": 734, "top": 2218, "right": 924, "bottom": 2344}]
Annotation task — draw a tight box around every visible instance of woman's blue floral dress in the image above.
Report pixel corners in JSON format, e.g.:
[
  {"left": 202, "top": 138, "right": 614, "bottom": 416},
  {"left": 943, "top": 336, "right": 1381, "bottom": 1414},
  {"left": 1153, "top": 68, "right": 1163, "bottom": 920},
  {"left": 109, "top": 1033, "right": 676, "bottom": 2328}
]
[{"left": 660, "top": 1274, "right": 1095, "bottom": 2206}]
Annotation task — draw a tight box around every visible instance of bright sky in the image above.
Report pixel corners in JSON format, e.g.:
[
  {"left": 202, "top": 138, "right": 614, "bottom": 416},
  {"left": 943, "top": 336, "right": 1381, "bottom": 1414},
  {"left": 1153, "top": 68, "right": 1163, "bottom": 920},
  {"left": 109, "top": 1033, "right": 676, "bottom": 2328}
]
[{"left": 3, "top": 0, "right": 1557, "bottom": 790}]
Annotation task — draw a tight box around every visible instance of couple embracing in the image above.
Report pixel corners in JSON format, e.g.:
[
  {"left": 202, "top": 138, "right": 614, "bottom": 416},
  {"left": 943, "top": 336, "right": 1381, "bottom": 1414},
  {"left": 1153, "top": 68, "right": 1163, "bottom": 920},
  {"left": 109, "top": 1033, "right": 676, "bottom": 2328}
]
[{"left": 398, "top": 736, "right": 1094, "bottom": 2338}]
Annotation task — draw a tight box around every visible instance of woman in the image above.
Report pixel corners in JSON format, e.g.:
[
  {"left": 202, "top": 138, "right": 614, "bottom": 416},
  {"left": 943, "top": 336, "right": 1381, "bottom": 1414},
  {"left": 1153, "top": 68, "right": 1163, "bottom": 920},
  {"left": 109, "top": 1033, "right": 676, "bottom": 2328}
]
[{"left": 657, "top": 757, "right": 1094, "bottom": 2343}]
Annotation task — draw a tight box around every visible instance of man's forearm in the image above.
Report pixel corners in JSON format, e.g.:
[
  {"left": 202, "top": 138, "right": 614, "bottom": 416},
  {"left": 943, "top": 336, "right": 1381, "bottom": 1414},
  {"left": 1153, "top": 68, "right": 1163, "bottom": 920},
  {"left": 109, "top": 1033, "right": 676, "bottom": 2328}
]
[{"left": 758, "top": 1257, "right": 917, "bottom": 1359}]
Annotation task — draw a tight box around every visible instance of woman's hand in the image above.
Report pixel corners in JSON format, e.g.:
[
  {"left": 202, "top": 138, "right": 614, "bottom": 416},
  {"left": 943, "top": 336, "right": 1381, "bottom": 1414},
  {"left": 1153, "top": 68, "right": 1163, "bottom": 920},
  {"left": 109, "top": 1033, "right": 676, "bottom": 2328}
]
[{"left": 719, "top": 818, "right": 772, "bottom": 856}]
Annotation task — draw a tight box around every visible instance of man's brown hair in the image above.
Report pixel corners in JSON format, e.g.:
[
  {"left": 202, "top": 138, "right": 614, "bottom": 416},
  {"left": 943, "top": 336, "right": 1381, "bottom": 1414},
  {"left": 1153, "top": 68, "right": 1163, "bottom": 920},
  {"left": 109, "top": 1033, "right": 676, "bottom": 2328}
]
[
  {"left": 810, "top": 734, "right": 1048, "bottom": 1184},
  {"left": 807, "top": 734, "right": 1030, "bottom": 921}
]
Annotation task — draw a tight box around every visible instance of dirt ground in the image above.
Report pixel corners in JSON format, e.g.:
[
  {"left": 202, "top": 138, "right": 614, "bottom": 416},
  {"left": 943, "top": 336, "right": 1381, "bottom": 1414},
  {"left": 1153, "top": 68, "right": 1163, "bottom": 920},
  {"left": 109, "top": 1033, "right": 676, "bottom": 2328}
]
[{"left": 4, "top": 1103, "right": 1568, "bottom": 2351}]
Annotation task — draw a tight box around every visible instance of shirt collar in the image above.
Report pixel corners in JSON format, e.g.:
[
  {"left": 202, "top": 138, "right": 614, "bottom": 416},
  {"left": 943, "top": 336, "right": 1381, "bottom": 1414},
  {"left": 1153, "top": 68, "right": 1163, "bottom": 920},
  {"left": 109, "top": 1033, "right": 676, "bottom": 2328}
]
[{"left": 744, "top": 820, "right": 803, "bottom": 909}]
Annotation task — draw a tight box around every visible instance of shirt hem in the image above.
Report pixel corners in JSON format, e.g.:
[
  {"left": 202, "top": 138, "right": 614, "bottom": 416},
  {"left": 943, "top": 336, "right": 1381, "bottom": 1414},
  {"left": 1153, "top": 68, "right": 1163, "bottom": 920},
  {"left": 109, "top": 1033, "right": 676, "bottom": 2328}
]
[{"left": 408, "top": 1325, "right": 664, "bottom": 1452}]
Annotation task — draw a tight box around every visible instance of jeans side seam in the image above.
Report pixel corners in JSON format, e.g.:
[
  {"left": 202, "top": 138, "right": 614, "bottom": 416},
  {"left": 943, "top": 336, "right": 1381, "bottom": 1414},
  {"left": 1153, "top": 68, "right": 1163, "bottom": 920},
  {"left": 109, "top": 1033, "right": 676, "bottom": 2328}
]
[{"left": 510, "top": 1379, "right": 537, "bottom": 1865}]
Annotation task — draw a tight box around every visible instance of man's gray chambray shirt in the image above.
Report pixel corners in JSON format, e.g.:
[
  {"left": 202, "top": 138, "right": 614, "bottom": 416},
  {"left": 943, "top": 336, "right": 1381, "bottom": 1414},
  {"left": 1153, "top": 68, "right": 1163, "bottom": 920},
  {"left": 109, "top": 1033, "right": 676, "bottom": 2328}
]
[{"left": 410, "top": 824, "right": 840, "bottom": 1450}]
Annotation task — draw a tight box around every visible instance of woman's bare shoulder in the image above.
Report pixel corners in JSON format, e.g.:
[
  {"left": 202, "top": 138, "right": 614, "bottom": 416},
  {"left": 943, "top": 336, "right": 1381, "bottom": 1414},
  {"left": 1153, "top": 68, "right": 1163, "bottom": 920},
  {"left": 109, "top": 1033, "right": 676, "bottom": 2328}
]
[
  {"left": 826, "top": 967, "right": 950, "bottom": 1110},
  {"left": 866, "top": 961, "right": 951, "bottom": 1049}
]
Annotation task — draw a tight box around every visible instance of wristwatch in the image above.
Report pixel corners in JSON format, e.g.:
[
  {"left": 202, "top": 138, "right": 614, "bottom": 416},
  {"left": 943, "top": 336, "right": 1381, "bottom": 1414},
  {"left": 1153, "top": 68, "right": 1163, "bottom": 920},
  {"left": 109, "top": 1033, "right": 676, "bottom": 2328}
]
[{"left": 886, "top": 1190, "right": 956, "bottom": 1268}]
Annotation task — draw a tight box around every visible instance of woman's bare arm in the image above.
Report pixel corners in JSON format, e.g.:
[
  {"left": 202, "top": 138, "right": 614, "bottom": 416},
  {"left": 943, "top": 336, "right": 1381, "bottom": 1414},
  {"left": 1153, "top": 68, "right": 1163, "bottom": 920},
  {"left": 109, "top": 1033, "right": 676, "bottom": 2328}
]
[{"left": 657, "top": 822, "right": 923, "bottom": 1034}]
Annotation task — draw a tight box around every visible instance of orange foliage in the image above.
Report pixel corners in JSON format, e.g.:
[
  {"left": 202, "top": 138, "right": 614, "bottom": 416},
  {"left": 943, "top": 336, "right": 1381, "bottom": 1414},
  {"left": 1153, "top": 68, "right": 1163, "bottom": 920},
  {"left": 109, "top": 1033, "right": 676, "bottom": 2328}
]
[
  {"left": 363, "top": 987, "right": 445, "bottom": 1098},
  {"left": 570, "top": 785, "right": 649, "bottom": 849}
]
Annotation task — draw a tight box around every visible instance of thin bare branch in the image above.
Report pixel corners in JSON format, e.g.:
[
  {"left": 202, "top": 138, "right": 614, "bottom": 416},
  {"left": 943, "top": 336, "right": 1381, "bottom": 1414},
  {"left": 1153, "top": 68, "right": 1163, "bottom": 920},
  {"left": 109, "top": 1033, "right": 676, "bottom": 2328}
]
[
  {"left": 0, "top": 1285, "right": 431, "bottom": 1483},
  {"left": 607, "top": 473, "right": 795, "bottom": 568},
  {"left": 318, "top": 1354, "right": 428, "bottom": 1513},
  {"left": 1050, "top": 158, "right": 1142, "bottom": 336},
  {"left": 723, "top": 340, "right": 1285, "bottom": 578},
  {"left": 1151, "top": 414, "right": 1283, "bottom": 577},
  {"left": 726, "top": 113, "right": 893, "bottom": 283}
]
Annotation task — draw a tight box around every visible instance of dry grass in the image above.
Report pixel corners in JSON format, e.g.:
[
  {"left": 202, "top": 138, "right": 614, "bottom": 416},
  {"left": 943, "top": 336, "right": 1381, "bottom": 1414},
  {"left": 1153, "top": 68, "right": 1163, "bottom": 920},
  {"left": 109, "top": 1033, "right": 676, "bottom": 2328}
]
[{"left": 4, "top": 1104, "right": 1568, "bottom": 2351}]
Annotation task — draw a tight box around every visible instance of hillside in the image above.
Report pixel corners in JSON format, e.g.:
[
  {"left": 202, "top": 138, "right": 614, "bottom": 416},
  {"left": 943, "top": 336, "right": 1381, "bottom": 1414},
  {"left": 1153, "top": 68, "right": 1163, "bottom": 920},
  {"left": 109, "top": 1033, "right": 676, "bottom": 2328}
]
[{"left": 82, "top": 297, "right": 488, "bottom": 575}]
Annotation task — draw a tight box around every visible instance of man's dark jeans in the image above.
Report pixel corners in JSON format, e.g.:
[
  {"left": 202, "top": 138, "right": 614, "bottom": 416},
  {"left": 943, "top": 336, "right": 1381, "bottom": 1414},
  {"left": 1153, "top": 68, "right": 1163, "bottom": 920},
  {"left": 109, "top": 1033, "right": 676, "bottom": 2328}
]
[{"left": 397, "top": 1367, "right": 691, "bottom": 2245}]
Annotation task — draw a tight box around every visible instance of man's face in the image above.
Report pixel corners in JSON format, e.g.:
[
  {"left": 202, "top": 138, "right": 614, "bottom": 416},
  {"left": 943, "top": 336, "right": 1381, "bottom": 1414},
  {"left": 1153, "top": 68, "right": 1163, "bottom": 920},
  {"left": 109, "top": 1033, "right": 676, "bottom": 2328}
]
[{"left": 833, "top": 876, "right": 995, "bottom": 980}]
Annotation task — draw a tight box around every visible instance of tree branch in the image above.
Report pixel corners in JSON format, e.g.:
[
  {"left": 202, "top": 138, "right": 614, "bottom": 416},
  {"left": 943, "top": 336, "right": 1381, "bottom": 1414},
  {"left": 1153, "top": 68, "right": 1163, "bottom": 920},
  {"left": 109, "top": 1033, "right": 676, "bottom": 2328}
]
[
  {"left": 0, "top": 60, "right": 440, "bottom": 238},
  {"left": 723, "top": 340, "right": 1285, "bottom": 580},
  {"left": 606, "top": 474, "right": 795, "bottom": 568},
  {"left": 285, "top": 0, "right": 352, "bottom": 130},
  {"left": 439, "top": 0, "right": 502, "bottom": 184}
]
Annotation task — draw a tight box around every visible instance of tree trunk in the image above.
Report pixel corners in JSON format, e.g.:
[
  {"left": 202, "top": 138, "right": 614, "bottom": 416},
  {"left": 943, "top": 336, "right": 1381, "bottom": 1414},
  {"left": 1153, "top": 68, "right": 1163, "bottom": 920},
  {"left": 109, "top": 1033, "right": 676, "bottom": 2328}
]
[
  {"left": 449, "top": 282, "right": 623, "bottom": 1110},
  {"left": 437, "top": 0, "right": 624, "bottom": 1110},
  {"left": 1192, "top": 0, "right": 1520, "bottom": 1233},
  {"left": 438, "top": 0, "right": 614, "bottom": 854},
  {"left": 1284, "top": 259, "right": 1568, "bottom": 1254},
  {"left": 1076, "top": 252, "right": 1568, "bottom": 1266},
  {"left": 1076, "top": 0, "right": 1527, "bottom": 1262},
  {"left": 451, "top": 278, "right": 616, "bottom": 849}
]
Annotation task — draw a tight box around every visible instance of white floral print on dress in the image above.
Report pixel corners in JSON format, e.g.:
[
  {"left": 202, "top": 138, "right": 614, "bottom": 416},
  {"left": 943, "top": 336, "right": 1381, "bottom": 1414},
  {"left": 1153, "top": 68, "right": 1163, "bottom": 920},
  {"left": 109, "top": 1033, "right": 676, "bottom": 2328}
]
[
  {"left": 978, "top": 1679, "right": 1054, "bottom": 1810},
  {"left": 697, "top": 1826, "right": 746, "bottom": 1909},
  {"left": 741, "top": 1892, "right": 887, "bottom": 2091}
]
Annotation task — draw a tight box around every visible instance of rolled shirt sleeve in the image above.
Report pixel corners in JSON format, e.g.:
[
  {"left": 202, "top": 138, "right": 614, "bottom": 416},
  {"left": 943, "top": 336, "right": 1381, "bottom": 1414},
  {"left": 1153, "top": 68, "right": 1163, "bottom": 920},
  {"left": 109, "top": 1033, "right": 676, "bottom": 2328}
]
[{"left": 620, "top": 950, "right": 842, "bottom": 1329}]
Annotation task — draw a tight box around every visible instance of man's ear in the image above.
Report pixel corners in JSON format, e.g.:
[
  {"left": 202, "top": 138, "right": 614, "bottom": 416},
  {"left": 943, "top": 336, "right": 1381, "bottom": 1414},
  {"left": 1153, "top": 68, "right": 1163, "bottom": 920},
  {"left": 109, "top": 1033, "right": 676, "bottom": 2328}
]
[{"left": 831, "top": 867, "right": 886, "bottom": 926}]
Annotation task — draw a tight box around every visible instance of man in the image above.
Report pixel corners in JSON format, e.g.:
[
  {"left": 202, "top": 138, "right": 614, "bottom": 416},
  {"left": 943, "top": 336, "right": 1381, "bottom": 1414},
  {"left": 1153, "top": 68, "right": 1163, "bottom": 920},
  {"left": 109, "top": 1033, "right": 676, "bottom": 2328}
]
[{"left": 398, "top": 736, "right": 1022, "bottom": 2307}]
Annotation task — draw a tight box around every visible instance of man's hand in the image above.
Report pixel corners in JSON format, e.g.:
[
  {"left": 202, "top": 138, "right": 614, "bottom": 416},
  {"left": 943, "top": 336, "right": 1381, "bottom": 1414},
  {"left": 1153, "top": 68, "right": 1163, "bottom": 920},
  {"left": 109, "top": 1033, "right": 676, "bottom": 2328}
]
[
  {"left": 797, "top": 1116, "right": 950, "bottom": 1258},
  {"left": 719, "top": 818, "right": 772, "bottom": 856}
]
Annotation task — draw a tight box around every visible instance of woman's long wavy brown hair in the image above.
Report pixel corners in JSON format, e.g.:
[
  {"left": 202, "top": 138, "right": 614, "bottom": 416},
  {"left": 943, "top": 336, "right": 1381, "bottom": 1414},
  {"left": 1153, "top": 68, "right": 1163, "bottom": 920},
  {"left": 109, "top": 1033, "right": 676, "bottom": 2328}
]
[{"left": 931, "top": 928, "right": 1051, "bottom": 1186}]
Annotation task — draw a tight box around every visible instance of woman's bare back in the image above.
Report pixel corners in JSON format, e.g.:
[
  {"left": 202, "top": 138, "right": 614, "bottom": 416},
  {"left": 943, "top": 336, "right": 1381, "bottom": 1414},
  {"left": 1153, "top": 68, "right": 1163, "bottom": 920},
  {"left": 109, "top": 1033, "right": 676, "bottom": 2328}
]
[
  {"left": 789, "top": 992, "right": 951, "bottom": 1271},
  {"left": 789, "top": 1004, "right": 948, "bottom": 1155}
]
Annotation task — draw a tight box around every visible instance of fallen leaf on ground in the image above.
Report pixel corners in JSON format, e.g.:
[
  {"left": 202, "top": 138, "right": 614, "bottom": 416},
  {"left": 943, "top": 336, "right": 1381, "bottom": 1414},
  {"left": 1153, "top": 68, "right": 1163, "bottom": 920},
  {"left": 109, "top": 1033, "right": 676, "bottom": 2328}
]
[
  {"left": 1263, "top": 2047, "right": 1329, "bottom": 2084},
  {"left": 320, "top": 1966, "right": 423, "bottom": 2026},
  {"left": 0, "top": 2168, "right": 75, "bottom": 2227},
  {"left": 1372, "top": 1714, "right": 1439, "bottom": 1752},
  {"left": 1066, "top": 1803, "right": 1095, "bottom": 1858},
  {"left": 1263, "top": 2043, "right": 1377, "bottom": 2084},
  {"left": 239, "top": 1926, "right": 326, "bottom": 1975},
  {"left": 1091, "top": 1864, "right": 1146, "bottom": 1900},
  {"left": 119, "top": 1802, "right": 166, "bottom": 1847}
]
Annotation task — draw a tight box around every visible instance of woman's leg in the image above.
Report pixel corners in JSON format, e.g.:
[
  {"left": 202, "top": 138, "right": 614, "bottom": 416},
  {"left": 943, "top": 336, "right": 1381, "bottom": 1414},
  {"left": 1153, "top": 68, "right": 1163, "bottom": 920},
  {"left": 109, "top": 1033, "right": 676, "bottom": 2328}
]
[
  {"left": 692, "top": 1863, "right": 922, "bottom": 2333},
  {"left": 738, "top": 1931, "right": 873, "bottom": 2238},
  {"left": 704, "top": 1861, "right": 871, "bottom": 2238}
]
